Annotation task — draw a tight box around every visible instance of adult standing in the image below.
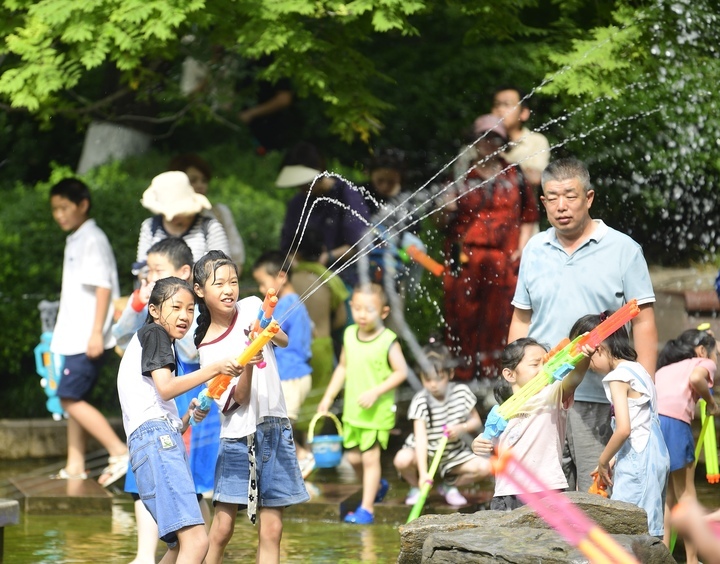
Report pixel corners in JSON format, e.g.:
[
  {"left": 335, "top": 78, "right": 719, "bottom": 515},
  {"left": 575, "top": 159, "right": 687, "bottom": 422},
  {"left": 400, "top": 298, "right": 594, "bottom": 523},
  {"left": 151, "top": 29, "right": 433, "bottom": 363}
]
[
  {"left": 278, "top": 142, "right": 370, "bottom": 289},
  {"left": 454, "top": 86, "right": 550, "bottom": 191},
  {"left": 508, "top": 157, "right": 658, "bottom": 492},
  {"left": 438, "top": 115, "right": 539, "bottom": 381},
  {"left": 490, "top": 86, "right": 550, "bottom": 189}
]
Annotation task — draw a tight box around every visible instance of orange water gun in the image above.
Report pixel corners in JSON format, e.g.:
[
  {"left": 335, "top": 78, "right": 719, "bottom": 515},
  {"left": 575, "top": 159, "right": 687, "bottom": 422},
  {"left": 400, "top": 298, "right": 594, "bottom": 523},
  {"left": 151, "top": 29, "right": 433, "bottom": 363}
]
[
  {"left": 191, "top": 320, "right": 280, "bottom": 425},
  {"left": 588, "top": 473, "right": 609, "bottom": 497},
  {"left": 403, "top": 245, "right": 445, "bottom": 277}
]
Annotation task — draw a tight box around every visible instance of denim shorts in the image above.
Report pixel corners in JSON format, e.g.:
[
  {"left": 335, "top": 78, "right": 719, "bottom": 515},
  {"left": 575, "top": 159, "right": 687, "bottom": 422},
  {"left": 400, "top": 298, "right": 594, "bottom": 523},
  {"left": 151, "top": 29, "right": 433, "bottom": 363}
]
[
  {"left": 128, "top": 418, "right": 204, "bottom": 543},
  {"left": 213, "top": 417, "right": 309, "bottom": 508},
  {"left": 57, "top": 352, "right": 105, "bottom": 400},
  {"left": 660, "top": 415, "right": 695, "bottom": 472}
]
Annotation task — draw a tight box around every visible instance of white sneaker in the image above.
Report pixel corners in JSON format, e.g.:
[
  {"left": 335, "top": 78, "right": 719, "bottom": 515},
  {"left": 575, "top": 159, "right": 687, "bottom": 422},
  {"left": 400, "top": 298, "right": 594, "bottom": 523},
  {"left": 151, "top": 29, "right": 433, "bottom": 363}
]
[
  {"left": 299, "top": 454, "right": 316, "bottom": 479},
  {"left": 405, "top": 487, "right": 421, "bottom": 505},
  {"left": 438, "top": 485, "right": 467, "bottom": 506}
]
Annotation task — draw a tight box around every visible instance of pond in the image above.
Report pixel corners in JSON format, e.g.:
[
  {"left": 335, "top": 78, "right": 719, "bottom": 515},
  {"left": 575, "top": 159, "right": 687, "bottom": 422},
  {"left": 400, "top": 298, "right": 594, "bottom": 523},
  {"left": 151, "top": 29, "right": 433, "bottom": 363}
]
[{"left": 3, "top": 450, "right": 719, "bottom": 562}]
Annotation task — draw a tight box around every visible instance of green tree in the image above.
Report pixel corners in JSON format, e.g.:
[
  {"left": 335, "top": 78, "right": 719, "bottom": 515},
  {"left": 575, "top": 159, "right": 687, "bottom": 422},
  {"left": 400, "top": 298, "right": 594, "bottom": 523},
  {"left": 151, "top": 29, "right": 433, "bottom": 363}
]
[
  {"left": 540, "top": 0, "right": 720, "bottom": 262},
  {"left": 0, "top": 0, "right": 603, "bottom": 144}
]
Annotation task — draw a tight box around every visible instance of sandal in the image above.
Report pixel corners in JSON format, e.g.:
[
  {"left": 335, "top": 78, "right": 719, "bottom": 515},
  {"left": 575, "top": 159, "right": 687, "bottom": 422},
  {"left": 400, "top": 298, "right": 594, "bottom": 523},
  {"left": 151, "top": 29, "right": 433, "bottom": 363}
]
[
  {"left": 50, "top": 468, "right": 88, "bottom": 480},
  {"left": 98, "top": 453, "right": 129, "bottom": 488}
]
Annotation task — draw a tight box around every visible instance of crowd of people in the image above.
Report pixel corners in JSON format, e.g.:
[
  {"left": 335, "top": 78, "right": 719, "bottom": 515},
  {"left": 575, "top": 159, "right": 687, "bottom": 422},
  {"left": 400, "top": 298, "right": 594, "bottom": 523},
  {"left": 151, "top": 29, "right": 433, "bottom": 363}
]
[{"left": 44, "top": 85, "right": 720, "bottom": 563}]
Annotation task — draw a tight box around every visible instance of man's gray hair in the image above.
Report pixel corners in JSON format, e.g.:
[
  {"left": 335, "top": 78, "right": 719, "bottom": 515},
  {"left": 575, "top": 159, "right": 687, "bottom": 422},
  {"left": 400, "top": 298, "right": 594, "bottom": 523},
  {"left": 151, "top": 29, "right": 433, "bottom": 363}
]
[{"left": 541, "top": 157, "right": 592, "bottom": 193}]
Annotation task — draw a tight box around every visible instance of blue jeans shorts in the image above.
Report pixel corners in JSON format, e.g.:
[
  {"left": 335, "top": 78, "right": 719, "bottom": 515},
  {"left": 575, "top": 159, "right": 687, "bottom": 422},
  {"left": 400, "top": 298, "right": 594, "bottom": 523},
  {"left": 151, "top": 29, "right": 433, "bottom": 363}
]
[
  {"left": 128, "top": 418, "right": 203, "bottom": 544},
  {"left": 660, "top": 415, "right": 695, "bottom": 472},
  {"left": 213, "top": 417, "right": 309, "bottom": 508},
  {"left": 57, "top": 352, "right": 106, "bottom": 400}
]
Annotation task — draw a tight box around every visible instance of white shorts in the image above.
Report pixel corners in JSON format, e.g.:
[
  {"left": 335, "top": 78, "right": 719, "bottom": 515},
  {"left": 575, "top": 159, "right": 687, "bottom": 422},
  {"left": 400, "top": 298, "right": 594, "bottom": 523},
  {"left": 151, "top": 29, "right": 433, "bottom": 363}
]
[{"left": 281, "top": 375, "right": 312, "bottom": 422}]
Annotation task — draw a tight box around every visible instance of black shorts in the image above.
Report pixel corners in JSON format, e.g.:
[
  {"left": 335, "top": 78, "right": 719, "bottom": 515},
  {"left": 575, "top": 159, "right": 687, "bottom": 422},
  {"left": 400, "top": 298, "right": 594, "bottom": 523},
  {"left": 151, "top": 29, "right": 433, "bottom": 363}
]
[{"left": 56, "top": 352, "right": 106, "bottom": 400}]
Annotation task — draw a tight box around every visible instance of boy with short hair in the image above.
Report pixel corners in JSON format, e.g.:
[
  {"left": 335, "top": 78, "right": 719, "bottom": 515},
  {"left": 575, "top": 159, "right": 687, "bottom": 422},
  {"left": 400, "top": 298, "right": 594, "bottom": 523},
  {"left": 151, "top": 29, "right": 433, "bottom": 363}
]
[
  {"left": 49, "top": 178, "right": 128, "bottom": 485},
  {"left": 252, "top": 250, "right": 315, "bottom": 476},
  {"left": 317, "top": 283, "right": 408, "bottom": 524}
]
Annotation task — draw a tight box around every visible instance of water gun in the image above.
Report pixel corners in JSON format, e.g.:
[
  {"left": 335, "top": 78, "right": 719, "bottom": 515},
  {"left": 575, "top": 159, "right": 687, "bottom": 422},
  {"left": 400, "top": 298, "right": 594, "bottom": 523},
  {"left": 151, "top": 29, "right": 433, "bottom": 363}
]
[
  {"left": 250, "top": 288, "right": 278, "bottom": 369},
  {"left": 699, "top": 399, "right": 719, "bottom": 483},
  {"left": 482, "top": 299, "right": 640, "bottom": 440},
  {"left": 398, "top": 244, "right": 445, "bottom": 277},
  {"left": 406, "top": 426, "right": 450, "bottom": 523},
  {"left": 492, "top": 450, "right": 639, "bottom": 564},
  {"left": 588, "top": 473, "right": 608, "bottom": 497},
  {"left": 191, "top": 320, "right": 281, "bottom": 425},
  {"left": 33, "top": 331, "right": 66, "bottom": 421}
]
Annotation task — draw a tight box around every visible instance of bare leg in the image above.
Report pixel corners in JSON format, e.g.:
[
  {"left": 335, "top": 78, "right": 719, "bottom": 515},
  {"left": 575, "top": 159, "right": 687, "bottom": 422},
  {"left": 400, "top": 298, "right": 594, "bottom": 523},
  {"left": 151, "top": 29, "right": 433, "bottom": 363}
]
[
  {"left": 206, "top": 502, "right": 237, "bottom": 564},
  {"left": 359, "top": 445, "right": 381, "bottom": 514},
  {"left": 393, "top": 448, "right": 419, "bottom": 487},
  {"left": 199, "top": 497, "right": 212, "bottom": 533},
  {"left": 129, "top": 498, "right": 159, "bottom": 564},
  {"left": 447, "top": 458, "right": 492, "bottom": 487},
  {"left": 256, "top": 507, "right": 283, "bottom": 564},
  {"left": 65, "top": 415, "right": 87, "bottom": 476},
  {"left": 63, "top": 398, "right": 127, "bottom": 457},
  {"left": 174, "top": 523, "right": 209, "bottom": 563}
]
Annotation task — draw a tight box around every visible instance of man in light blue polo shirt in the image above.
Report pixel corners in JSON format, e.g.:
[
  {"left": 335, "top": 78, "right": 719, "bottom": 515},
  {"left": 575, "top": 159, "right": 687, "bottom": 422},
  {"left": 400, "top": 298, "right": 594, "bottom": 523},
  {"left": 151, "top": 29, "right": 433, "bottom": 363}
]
[{"left": 508, "top": 157, "right": 657, "bottom": 492}]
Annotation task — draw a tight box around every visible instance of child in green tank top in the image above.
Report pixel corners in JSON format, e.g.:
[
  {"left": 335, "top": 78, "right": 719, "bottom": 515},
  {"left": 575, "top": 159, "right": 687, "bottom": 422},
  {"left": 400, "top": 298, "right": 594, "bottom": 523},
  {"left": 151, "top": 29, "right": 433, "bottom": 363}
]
[{"left": 318, "top": 282, "right": 408, "bottom": 524}]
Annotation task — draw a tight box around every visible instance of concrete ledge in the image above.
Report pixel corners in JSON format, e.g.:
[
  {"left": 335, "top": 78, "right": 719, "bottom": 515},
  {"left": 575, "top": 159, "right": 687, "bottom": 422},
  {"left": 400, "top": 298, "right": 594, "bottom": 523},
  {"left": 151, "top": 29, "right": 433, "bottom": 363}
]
[
  {"left": 0, "top": 499, "right": 19, "bottom": 527},
  {"left": 0, "top": 418, "right": 124, "bottom": 460}
]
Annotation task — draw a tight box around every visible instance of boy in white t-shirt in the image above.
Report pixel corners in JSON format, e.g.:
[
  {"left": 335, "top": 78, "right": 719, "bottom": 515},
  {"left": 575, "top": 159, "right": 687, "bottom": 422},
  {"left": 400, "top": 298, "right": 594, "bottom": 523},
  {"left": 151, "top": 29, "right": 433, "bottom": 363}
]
[{"left": 49, "top": 178, "right": 128, "bottom": 486}]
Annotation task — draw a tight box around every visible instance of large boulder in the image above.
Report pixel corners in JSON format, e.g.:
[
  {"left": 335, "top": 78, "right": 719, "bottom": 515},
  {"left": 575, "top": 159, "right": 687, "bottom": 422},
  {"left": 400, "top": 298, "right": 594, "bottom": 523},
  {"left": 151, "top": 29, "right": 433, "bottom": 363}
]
[{"left": 398, "top": 492, "right": 674, "bottom": 564}]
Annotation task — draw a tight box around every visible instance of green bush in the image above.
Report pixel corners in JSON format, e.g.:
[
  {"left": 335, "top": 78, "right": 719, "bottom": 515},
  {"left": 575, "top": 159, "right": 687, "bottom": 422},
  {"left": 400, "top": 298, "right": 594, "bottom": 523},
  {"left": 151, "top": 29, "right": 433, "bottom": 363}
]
[{"left": 0, "top": 147, "right": 293, "bottom": 417}]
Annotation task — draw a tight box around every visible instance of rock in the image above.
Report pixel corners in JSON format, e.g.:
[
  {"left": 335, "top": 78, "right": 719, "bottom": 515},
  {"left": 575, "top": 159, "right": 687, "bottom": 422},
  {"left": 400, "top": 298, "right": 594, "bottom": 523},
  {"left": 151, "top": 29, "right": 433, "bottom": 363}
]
[
  {"left": 420, "top": 529, "right": 673, "bottom": 563},
  {"left": 398, "top": 492, "right": 672, "bottom": 564}
]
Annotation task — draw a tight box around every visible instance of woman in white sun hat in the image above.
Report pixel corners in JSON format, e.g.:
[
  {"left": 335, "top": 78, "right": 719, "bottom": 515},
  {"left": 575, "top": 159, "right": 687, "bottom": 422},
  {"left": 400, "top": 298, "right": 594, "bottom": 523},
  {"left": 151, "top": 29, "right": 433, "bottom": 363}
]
[{"left": 136, "top": 170, "right": 230, "bottom": 265}]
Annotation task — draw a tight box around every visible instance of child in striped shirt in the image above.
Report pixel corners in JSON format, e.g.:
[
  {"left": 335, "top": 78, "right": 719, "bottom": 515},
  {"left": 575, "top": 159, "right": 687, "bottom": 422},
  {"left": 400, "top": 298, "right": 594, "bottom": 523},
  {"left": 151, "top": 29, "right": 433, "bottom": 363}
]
[{"left": 394, "top": 342, "right": 491, "bottom": 506}]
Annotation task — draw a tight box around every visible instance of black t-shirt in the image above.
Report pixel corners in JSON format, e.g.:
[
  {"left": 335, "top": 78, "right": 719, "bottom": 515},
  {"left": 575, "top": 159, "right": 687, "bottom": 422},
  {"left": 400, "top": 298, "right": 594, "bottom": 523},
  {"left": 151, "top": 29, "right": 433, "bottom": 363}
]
[{"left": 138, "top": 323, "right": 176, "bottom": 378}]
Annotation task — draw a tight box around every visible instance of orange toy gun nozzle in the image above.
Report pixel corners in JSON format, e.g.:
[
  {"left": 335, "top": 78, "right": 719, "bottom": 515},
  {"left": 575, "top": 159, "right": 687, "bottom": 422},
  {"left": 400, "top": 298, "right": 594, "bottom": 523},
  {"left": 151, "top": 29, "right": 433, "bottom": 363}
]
[
  {"left": 238, "top": 321, "right": 280, "bottom": 366},
  {"left": 405, "top": 245, "right": 445, "bottom": 277}
]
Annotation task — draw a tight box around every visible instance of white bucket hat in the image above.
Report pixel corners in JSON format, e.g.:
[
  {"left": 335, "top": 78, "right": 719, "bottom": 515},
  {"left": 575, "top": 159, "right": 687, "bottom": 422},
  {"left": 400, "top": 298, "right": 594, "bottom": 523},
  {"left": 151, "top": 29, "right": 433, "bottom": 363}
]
[
  {"left": 275, "top": 165, "right": 322, "bottom": 188},
  {"left": 141, "top": 171, "right": 211, "bottom": 220}
]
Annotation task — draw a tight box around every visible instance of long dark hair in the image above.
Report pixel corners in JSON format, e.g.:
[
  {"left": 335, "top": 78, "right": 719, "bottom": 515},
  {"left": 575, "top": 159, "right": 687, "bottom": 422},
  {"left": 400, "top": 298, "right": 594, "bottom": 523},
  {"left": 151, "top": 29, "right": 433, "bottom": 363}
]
[
  {"left": 657, "top": 329, "right": 716, "bottom": 370},
  {"left": 145, "top": 277, "right": 194, "bottom": 324},
  {"left": 192, "top": 250, "right": 239, "bottom": 347},
  {"left": 569, "top": 312, "right": 637, "bottom": 361}
]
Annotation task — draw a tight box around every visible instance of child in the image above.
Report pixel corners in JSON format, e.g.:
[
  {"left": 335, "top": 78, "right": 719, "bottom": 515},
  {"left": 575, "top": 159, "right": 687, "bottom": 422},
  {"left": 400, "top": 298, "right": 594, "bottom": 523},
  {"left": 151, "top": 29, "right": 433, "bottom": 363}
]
[
  {"left": 472, "top": 337, "right": 592, "bottom": 510},
  {"left": 48, "top": 178, "right": 129, "bottom": 486},
  {"left": 655, "top": 328, "right": 720, "bottom": 562},
  {"left": 671, "top": 495, "right": 720, "bottom": 564},
  {"left": 317, "top": 282, "right": 408, "bottom": 524},
  {"left": 193, "top": 251, "right": 309, "bottom": 564},
  {"left": 112, "top": 237, "right": 220, "bottom": 564},
  {"left": 252, "top": 250, "right": 315, "bottom": 477},
  {"left": 116, "top": 276, "right": 242, "bottom": 562},
  {"left": 571, "top": 313, "right": 670, "bottom": 538},
  {"left": 394, "top": 342, "right": 490, "bottom": 507}
]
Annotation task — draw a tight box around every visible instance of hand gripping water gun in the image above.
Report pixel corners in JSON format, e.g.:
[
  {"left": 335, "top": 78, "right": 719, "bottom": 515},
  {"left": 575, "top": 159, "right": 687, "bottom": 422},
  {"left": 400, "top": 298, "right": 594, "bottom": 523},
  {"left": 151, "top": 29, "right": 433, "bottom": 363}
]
[
  {"left": 191, "top": 320, "right": 281, "bottom": 425},
  {"left": 492, "top": 450, "right": 639, "bottom": 564},
  {"left": 251, "top": 288, "right": 278, "bottom": 369},
  {"left": 406, "top": 426, "right": 450, "bottom": 523},
  {"left": 588, "top": 473, "right": 609, "bottom": 497},
  {"left": 482, "top": 299, "right": 640, "bottom": 441}
]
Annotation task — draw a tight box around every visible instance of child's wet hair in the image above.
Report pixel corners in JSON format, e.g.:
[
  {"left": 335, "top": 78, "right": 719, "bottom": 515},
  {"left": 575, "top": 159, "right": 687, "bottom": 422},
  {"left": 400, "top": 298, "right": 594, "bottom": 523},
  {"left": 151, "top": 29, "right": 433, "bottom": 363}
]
[
  {"left": 193, "top": 250, "right": 239, "bottom": 346},
  {"left": 145, "top": 276, "right": 194, "bottom": 324},
  {"left": 147, "top": 237, "right": 193, "bottom": 271},
  {"left": 570, "top": 311, "right": 637, "bottom": 361},
  {"left": 657, "top": 328, "right": 717, "bottom": 370},
  {"left": 494, "top": 338, "right": 548, "bottom": 404},
  {"left": 352, "top": 282, "right": 388, "bottom": 307}
]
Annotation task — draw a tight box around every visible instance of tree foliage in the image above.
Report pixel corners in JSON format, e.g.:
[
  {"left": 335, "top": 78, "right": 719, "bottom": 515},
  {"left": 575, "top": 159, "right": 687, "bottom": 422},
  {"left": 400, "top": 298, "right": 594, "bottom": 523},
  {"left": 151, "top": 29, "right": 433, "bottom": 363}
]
[
  {"left": 0, "top": 0, "right": 596, "bottom": 143},
  {"left": 540, "top": 0, "right": 720, "bottom": 262}
]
